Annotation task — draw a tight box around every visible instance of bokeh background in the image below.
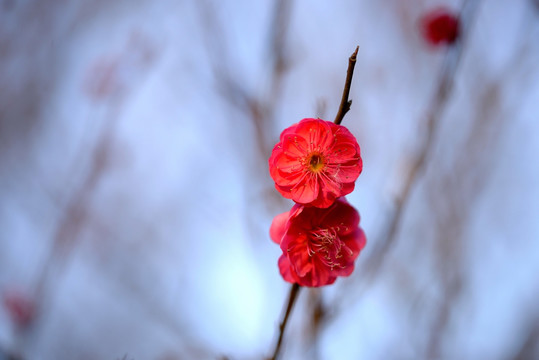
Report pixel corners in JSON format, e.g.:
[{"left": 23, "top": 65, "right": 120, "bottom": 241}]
[{"left": 1, "top": 0, "right": 539, "bottom": 359}]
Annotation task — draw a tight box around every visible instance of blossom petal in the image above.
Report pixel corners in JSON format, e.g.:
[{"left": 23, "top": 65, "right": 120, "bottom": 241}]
[
  {"left": 332, "top": 263, "right": 355, "bottom": 277},
  {"left": 331, "top": 162, "right": 362, "bottom": 184},
  {"left": 270, "top": 211, "right": 290, "bottom": 244},
  {"left": 326, "top": 142, "right": 360, "bottom": 164},
  {"left": 279, "top": 122, "right": 299, "bottom": 142},
  {"left": 278, "top": 255, "right": 300, "bottom": 284},
  {"left": 295, "top": 118, "right": 334, "bottom": 152},
  {"left": 348, "top": 227, "right": 367, "bottom": 254},
  {"left": 287, "top": 244, "right": 313, "bottom": 278},
  {"left": 274, "top": 183, "right": 292, "bottom": 198},
  {"left": 339, "top": 181, "right": 356, "bottom": 197},
  {"left": 309, "top": 191, "right": 338, "bottom": 208},
  {"left": 299, "top": 266, "right": 337, "bottom": 287},
  {"left": 282, "top": 231, "right": 312, "bottom": 278},
  {"left": 309, "top": 257, "right": 334, "bottom": 286},
  {"left": 331, "top": 125, "right": 359, "bottom": 146},
  {"left": 332, "top": 229, "right": 366, "bottom": 276},
  {"left": 274, "top": 168, "right": 305, "bottom": 187},
  {"left": 281, "top": 132, "right": 309, "bottom": 158},
  {"left": 317, "top": 172, "right": 343, "bottom": 198},
  {"left": 321, "top": 198, "right": 360, "bottom": 234},
  {"left": 289, "top": 175, "right": 318, "bottom": 204},
  {"left": 288, "top": 203, "right": 305, "bottom": 218},
  {"left": 274, "top": 153, "right": 301, "bottom": 173}
]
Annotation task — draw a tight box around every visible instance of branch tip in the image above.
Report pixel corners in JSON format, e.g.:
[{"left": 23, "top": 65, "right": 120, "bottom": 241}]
[
  {"left": 334, "top": 46, "right": 359, "bottom": 125},
  {"left": 352, "top": 45, "right": 359, "bottom": 59}
]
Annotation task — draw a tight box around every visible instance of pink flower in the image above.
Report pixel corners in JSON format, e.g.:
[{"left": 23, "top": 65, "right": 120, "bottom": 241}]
[
  {"left": 269, "top": 118, "right": 362, "bottom": 208},
  {"left": 270, "top": 198, "right": 366, "bottom": 287},
  {"left": 420, "top": 8, "right": 460, "bottom": 46}
]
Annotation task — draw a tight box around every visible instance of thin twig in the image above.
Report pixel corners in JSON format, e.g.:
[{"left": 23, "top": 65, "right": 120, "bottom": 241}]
[
  {"left": 334, "top": 46, "right": 359, "bottom": 125},
  {"left": 287, "top": 46, "right": 359, "bottom": 358},
  {"left": 269, "top": 47, "right": 360, "bottom": 360},
  {"left": 270, "top": 283, "right": 301, "bottom": 360},
  {"left": 269, "top": 0, "right": 292, "bottom": 103}
]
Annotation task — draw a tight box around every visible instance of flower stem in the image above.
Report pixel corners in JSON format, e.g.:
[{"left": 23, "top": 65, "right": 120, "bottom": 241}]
[
  {"left": 270, "top": 283, "right": 301, "bottom": 360},
  {"left": 334, "top": 46, "right": 359, "bottom": 125}
]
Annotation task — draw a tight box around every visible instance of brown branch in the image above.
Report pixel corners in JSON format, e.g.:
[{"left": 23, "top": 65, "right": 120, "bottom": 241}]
[
  {"left": 268, "top": 48, "right": 360, "bottom": 360},
  {"left": 269, "top": 283, "right": 301, "bottom": 360},
  {"left": 334, "top": 46, "right": 359, "bottom": 125}
]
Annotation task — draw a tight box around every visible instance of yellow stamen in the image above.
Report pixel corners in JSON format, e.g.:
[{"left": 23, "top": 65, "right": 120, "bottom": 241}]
[{"left": 308, "top": 154, "right": 325, "bottom": 173}]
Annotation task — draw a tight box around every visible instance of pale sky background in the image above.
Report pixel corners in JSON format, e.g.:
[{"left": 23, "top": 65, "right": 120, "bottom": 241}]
[{"left": 1, "top": 0, "right": 538, "bottom": 359}]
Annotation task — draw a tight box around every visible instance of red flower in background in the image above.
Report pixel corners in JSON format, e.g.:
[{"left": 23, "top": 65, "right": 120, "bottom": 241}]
[
  {"left": 420, "top": 8, "right": 460, "bottom": 46},
  {"left": 270, "top": 198, "right": 366, "bottom": 287},
  {"left": 2, "top": 289, "right": 35, "bottom": 328},
  {"left": 269, "top": 118, "right": 362, "bottom": 208}
]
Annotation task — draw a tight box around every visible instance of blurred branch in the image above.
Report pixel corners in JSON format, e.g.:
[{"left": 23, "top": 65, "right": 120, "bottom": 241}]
[
  {"left": 362, "top": 0, "right": 482, "bottom": 281},
  {"left": 0, "top": 347, "right": 24, "bottom": 360},
  {"left": 269, "top": 283, "right": 301, "bottom": 360},
  {"left": 425, "top": 277, "right": 463, "bottom": 358},
  {"left": 312, "top": 0, "right": 484, "bottom": 340},
  {"left": 26, "top": 32, "right": 159, "bottom": 331},
  {"left": 315, "top": 98, "right": 327, "bottom": 119},
  {"left": 195, "top": 0, "right": 296, "bottom": 243},
  {"left": 425, "top": 57, "right": 523, "bottom": 358},
  {"left": 196, "top": 0, "right": 293, "bottom": 159},
  {"left": 423, "top": 6, "right": 539, "bottom": 350},
  {"left": 268, "top": 0, "right": 292, "bottom": 105},
  {"left": 512, "top": 317, "right": 539, "bottom": 360},
  {"left": 32, "top": 110, "right": 117, "bottom": 311},
  {"left": 334, "top": 46, "right": 359, "bottom": 125}
]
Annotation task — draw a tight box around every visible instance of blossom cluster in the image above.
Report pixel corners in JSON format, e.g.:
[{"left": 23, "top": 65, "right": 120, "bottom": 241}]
[{"left": 268, "top": 118, "right": 366, "bottom": 287}]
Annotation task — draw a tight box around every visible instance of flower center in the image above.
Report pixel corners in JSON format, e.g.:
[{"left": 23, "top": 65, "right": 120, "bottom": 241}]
[
  {"left": 308, "top": 154, "right": 325, "bottom": 173},
  {"left": 308, "top": 228, "right": 353, "bottom": 270}
]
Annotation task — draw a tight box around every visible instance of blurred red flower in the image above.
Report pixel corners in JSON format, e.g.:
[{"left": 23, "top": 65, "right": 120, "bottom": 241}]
[
  {"left": 270, "top": 198, "right": 366, "bottom": 287},
  {"left": 2, "top": 289, "right": 35, "bottom": 328},
  {"left": 269, "top": 118, "right": 362, "bottom": 208},
  {"left": 420, "top": 8, "right": 460, "bottom": 46}
]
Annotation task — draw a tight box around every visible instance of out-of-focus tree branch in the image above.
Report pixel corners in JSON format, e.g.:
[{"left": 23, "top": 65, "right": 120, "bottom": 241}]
[
  {"left": 362, "top": 0, "right": 482, "bottom": 282},
  {"left": 196, "top": 0, "right": 293, "bottom": 161},
  {"left": 268, "top": 0, "right": 292, "bottom": 108},
  {"left": 512, "top": 316, "right": 539, "bottom": 360},
  {"left": 307, "top": 0, "right": 484, "bottom": 349},
  {"left": 425, "top": 14, "right": 538, "bottom": 351},
  {"left": 269, "top": 283, "right": 301, "bottom": 360}
]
